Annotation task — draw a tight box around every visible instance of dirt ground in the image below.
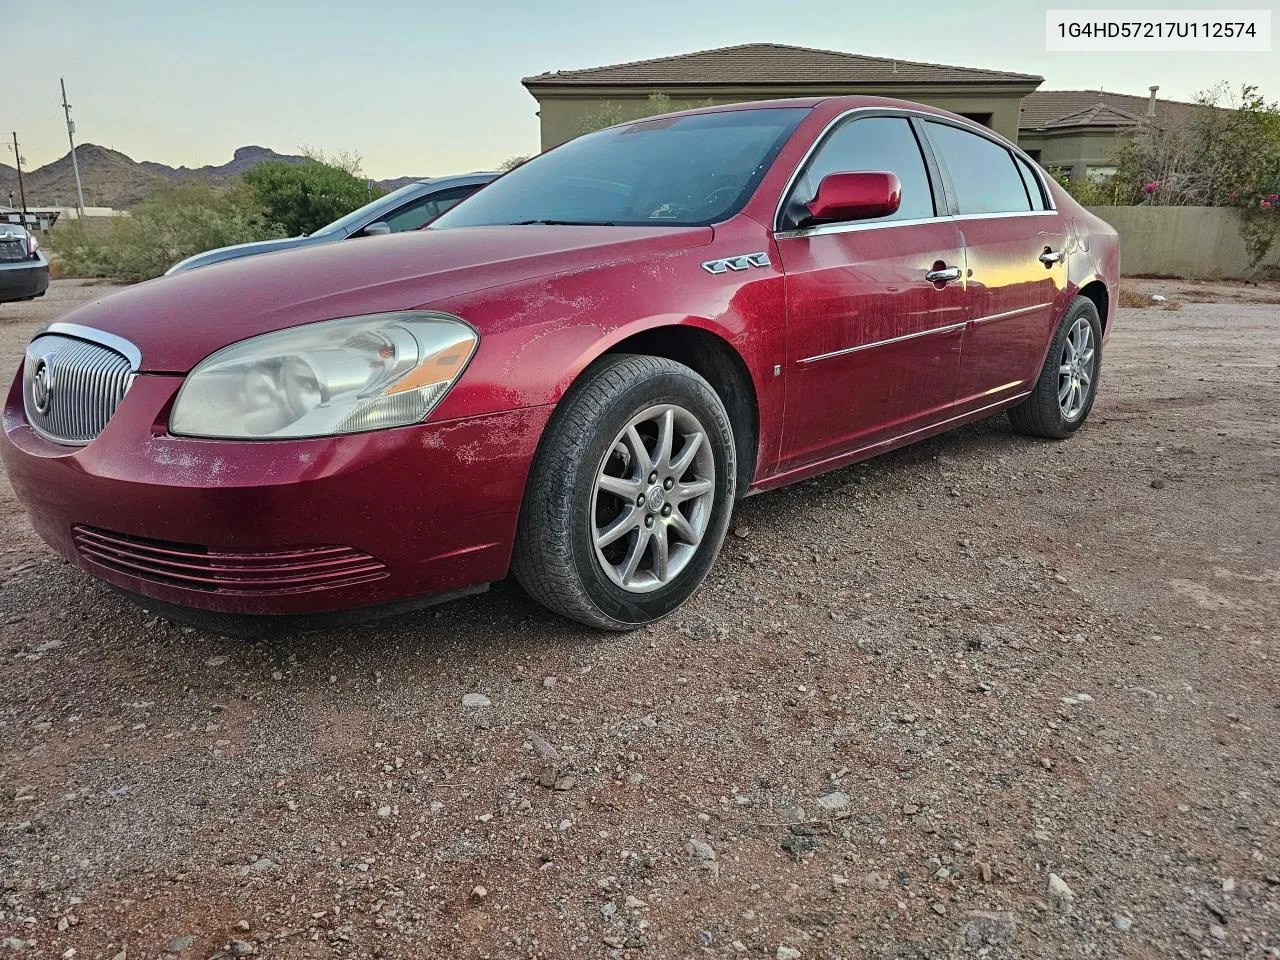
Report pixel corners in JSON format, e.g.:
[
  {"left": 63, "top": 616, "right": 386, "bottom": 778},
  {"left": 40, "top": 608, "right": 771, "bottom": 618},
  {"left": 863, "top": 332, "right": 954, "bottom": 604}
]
[{"left": 0, "top": 280, "right": 1277, "bottom": 960}]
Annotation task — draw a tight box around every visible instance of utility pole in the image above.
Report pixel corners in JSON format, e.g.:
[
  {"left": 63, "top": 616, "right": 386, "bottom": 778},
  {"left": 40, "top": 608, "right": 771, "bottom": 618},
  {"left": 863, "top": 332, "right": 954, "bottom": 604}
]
[
  {"left": 9, "top": 133, "right": 27, "bottom": 218},
  {"left": 61, "top": 78, "right": 86, "bottom": 216}
]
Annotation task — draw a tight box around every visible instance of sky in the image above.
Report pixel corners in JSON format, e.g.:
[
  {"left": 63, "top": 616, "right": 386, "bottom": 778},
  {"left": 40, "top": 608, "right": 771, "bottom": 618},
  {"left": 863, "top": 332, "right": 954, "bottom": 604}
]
[{"left": 6, "top": 0, "right": 1279, "bottom": 180}]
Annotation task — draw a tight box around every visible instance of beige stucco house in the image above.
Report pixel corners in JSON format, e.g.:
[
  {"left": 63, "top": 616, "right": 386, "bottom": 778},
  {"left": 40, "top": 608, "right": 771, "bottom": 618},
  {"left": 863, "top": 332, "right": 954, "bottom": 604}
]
[{"left": 521, "top": 43, "right": 1198, "bottom": 182}]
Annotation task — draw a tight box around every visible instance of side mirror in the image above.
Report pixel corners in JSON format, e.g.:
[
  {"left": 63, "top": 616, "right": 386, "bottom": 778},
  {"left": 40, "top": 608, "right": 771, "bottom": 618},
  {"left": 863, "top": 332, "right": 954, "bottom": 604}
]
[
  {"left": 802, "top": 172, "right": 902, "bottom": 226},
  {"left": 361, "top": 221, "right": 392, "bottom": 237}
]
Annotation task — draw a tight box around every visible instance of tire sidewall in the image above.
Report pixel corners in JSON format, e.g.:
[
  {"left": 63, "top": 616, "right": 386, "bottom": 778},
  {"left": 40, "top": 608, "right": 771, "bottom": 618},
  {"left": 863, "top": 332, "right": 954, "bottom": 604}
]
[{"left": 564, "top": 368, "right": 736, "bottom": 627}]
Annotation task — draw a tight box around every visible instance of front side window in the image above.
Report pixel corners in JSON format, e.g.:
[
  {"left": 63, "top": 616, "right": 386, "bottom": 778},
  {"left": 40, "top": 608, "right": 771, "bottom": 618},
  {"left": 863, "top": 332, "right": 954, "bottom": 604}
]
[
  {"left": 432, "top": 108, "right": 809, "bottom": 229},
  {"left": 925, "top": 121, "right": 1032, "bottom": 216},
  {"left": 785, "top": 116, "right": 936, "bottom": 226}
]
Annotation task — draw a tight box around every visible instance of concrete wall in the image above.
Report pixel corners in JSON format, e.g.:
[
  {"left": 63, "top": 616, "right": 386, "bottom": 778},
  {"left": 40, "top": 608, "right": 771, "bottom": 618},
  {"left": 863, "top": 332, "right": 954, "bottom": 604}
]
[
  {"left": 526, "top": 85, "right": 1030, "bottom": 151},
  {"left": 1086, "top": 205, "right": 1280, "bottom": 279}
]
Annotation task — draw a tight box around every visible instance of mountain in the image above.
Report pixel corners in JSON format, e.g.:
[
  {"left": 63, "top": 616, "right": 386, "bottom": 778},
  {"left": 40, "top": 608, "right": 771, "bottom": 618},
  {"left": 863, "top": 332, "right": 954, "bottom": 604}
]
[{"left": 0, "top": 145, "right": 427, "bottom": 210}]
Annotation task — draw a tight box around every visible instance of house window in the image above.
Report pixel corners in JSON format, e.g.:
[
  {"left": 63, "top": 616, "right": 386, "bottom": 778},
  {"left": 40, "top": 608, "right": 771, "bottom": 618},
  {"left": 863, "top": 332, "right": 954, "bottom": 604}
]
[
  {"left": 1086, "top": 165, "right": 1117, "bottom": 183},
  {"left": 1024, "top": 149, "right": 1042, "bottom": 162},
  {"left": 958, "top": 112, "right": 994, "bottom": 129}
]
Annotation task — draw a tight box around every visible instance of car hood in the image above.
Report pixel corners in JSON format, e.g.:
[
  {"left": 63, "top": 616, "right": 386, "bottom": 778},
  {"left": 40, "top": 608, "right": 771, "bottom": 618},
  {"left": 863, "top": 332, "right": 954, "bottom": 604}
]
[
  {"left": 55, "top": 225, "right": 714, "bottom": 372},
  {"left": 165, "top": 235, "right": 322, "bottom": 274}
]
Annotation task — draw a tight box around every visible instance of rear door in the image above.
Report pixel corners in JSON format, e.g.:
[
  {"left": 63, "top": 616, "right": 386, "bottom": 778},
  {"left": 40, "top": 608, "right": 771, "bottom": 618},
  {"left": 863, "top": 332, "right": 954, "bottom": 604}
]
[
  {"left": 774, "top": 113, "right": 968, "bottom": 470},
  {"left": 920, "top": 121, "right": 1069, "bottom": 411}
]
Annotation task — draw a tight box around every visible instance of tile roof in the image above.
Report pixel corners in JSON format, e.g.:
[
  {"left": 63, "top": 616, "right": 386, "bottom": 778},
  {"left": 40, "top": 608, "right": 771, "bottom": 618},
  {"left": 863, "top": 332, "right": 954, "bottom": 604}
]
[
  {"left": 1020, "top": 90, "right": 1205, "bottom": 130},
  {"left": 523, "top": 43, "right": 1043, "bottom": 87}
]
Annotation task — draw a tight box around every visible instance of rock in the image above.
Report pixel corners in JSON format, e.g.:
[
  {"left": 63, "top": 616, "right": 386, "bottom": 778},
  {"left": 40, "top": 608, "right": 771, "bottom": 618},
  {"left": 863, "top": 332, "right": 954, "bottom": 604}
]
[
  {"left": 249, "top": 858, "right": 278, "bottom": 873},
  {"left": 230, "top": 942, "right": 255, "bottom": 957},
  {"left": 553, "top": 776, "right": 576, "bottom": 791},
  {"left": 235, "top": 920, "right": 250, "bottom": 932},
  {"left": 1209, "top": 924, "right": 1227, "bottom": 941},
  {"left": 780, "top": 805, "right": 806, "bottom": 823},
  {"left": 1113, "top": 914, "right": 1132, "bottom": 932},
  {"left": 781, "top": 834, "right": 820, "bottom": 857},
  {"left": 1, "top": 939, "right": 30, "bottom": 952},
  {"left": 977, "top": 861, "right": 993, "bottom": 883},
  {"left": 471, "top": 885, "right": 488, "bottom": 899},
  {"left": 931, "top": 902, "right": 947, "bottom": 915},
  {"left": 902, "top": 803, "right": 920, "bottom": 815},
  {"left": 542, "top": 677, "right": 556, "bottom": 689},
  {"left": 959, "top": 911, "right": 1017, "bottom": 947},
  {"left": 1222, "top": 877, "right": 1236, "bottom": 893},
  {"left": 601, "top": 901, "right": 617, "bottom": 918},
  {"left": 1047, "top": 873, "right": 1075, "bottom": 905},
  {"left": 1150, "top": 478, "right": 1166, "bottom": 489},
  {"left": 377, "top": 805, "right": 392, "bottom": 818},
  {"left": 461, "top": 693, "right": 490, "bottom": 708},
  {"left": 686, "top": 838, "right": 715, "bottom": 862},
  {"left": 165, "top": 935, "right": 195, "bottom": 954},
  {"left": 815, "top": 791, "right": 849, "bottom": 811},
  {"left": 777, "top": 947, "right": 802, "bottom": 960},
  {"left": 863, "top": 871, "right": 890, "bottom": 891}
]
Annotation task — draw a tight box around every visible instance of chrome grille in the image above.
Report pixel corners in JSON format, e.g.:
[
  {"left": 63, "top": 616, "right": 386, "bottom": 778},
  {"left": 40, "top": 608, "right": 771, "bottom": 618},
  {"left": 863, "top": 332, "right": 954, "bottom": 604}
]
[{"left": 22, "top": 332, "right": 137, "bottom": 445}]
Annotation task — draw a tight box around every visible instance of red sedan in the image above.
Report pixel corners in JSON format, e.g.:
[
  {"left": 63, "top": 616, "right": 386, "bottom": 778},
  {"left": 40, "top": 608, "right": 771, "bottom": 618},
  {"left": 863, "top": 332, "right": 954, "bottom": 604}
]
[{"left": 1, "top": 96, "right": 1118, "bottom": 629}]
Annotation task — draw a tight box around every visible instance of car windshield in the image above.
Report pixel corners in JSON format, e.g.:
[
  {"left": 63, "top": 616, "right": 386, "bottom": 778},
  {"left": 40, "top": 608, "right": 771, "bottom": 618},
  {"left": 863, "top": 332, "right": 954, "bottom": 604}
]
[
  {"left": 432, "top": 108, "right": 809, "bottom": 229},
  {"left": 309, "top": 182, "right": 425, "bottom": 237}
]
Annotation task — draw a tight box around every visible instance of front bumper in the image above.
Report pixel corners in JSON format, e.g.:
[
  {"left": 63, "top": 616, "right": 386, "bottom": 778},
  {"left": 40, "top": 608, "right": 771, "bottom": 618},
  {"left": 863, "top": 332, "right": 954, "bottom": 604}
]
[
  {"left": 1, "top": 369, "right": 551, "bottom": 614},
  {"left": 0, "top": 253, "right": 49, "bottom": 303}
]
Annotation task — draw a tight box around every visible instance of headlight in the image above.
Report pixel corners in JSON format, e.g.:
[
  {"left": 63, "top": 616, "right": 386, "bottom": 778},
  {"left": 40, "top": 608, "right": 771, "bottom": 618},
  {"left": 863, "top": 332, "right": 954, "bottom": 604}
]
[{"left": 170, "top": 312, "right": 477, "bottom": 439}]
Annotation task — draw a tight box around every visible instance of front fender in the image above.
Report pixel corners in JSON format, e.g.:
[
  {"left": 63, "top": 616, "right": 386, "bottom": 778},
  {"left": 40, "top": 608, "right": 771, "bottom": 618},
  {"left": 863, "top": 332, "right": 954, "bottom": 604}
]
[{"left": 424, "top": 234, "right": 786, "bottom": 448}]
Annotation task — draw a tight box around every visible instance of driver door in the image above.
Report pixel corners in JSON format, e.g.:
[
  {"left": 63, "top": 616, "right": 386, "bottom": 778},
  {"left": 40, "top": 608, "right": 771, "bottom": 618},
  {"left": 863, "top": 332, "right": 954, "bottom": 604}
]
[{"left": 774, "top": 114, "right": 967, "bottom": 470}]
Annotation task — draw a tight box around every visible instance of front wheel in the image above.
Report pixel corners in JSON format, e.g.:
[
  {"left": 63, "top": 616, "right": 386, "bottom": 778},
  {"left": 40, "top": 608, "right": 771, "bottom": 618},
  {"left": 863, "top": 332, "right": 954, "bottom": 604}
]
[
  {"left": 512, "top": 354, "right": 737, "bottom": 630},
  {"left": 1009, "top": 296, "right": 1103, "bottom": 439}
]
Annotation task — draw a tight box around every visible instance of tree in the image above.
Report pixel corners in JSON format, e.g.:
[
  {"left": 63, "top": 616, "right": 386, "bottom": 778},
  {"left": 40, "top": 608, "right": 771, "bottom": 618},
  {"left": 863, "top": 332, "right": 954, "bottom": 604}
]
[
  {"left": 499, "top": 155, "right": 530, "bottom": 172},
  {"left": 243, "top": 158, "right": 380, "bottom": 236},
  {"left": 1114, "top": 83, "right": 1280, "bottom": 270}
]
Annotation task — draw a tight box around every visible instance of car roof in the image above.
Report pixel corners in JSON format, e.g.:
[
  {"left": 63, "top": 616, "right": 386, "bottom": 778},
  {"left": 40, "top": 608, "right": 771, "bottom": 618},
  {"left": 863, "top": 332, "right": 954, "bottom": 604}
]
[{"left": 413, "top": 172, "right": 500, "bottom": 187}]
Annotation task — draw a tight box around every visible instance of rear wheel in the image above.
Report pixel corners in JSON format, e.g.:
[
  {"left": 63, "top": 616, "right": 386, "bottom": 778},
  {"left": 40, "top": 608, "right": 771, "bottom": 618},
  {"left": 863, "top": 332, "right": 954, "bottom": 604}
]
[
  {"left": 1009, "top": 296, "right": 1102, "bottom": 439},
  {"left": 512, "top": 354, "right": 736, "bottom": 630}
]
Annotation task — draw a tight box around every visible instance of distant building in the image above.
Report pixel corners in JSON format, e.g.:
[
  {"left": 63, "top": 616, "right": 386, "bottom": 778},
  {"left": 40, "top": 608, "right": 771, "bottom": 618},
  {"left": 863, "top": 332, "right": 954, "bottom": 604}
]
[
  {"left": 521, "top": 43, "right": 1199, "bottom": 182},
  {"left": 1018, "top": 88, "right": 1202, "bottom": 182}
]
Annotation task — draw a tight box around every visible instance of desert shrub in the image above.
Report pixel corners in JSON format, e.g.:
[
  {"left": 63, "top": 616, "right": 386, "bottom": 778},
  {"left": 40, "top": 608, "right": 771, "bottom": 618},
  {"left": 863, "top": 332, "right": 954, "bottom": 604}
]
[
  {"left": 1053, "top": 171, "right": 1116, "bottom": 207},
  {"left": 243, "top": 158, "right": 379, "bottom": 236},
  {"left": 48, "top": 183, "right": 284, "bottom": 282}
]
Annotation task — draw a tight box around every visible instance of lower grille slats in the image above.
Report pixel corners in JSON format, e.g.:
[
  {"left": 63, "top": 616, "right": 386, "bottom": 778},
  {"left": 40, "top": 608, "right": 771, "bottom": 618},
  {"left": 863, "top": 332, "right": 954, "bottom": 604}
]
[
  {"left": 72, "top": 525, "right": 389, "bottom": 596},
  {"left": 22, "top": 333, "right": 135, "bottom": 445}
]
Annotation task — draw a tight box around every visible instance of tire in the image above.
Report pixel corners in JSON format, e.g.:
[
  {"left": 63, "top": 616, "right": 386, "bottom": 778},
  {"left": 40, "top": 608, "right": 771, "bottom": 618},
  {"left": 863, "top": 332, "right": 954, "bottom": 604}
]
[
  {"left": 512, "top": 353, "right": 737, "bottom": 630},
  {"left": 1009, "top": 296, "right": 1103, "bottom": 439}
]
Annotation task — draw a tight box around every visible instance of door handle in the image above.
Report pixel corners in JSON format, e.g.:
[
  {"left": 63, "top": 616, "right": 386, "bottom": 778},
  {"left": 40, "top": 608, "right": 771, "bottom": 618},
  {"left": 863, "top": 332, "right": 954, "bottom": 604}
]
[
  {"left": 925, "top": 265, "right": 962, "bottom": 284},
  {"left": 1039, "top": 248, "right": 1064, "bottom": 266}
]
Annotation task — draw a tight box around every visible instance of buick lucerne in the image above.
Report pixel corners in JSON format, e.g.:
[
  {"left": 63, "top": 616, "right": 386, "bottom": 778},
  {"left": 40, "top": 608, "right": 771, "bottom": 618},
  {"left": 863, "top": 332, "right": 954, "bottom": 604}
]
[{"left": 0, "top": 97, "right": 1118, "bottom": 629}]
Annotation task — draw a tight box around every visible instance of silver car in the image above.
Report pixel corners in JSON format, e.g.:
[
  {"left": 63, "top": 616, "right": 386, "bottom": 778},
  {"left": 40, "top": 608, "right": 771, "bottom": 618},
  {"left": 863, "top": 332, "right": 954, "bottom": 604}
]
[{"left": 165, "top": 172, "right": 498, "bottom": 275}]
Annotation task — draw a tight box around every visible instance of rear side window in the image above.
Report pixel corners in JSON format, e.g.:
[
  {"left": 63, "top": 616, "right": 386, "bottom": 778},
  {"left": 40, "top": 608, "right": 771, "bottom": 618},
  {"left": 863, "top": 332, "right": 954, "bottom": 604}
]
[
  {"left": 790, "top": 116, "right": 935, "bottom": 224},
  {"left": 924, "top": 121, "right": 1031, "bottom": 215},
  {"left": 1014, "top": 155, "right": 1048, "bottom": 211}
]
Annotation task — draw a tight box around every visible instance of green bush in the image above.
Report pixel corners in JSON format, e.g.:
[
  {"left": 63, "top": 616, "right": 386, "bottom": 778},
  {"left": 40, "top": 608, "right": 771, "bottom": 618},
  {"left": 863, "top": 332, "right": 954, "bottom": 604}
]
[
  {"left": 48, "top": 183, "right": 284, "bottom": 282},
  {"left": 243, "top": 159, "right": 379, "bottom": 236}
]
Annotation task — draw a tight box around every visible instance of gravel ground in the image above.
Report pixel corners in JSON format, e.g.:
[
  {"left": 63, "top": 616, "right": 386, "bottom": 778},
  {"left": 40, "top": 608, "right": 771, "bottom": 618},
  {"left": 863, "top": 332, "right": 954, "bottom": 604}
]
[{"left": 0, "top": 280, "right": 1277, "bottom": 960}]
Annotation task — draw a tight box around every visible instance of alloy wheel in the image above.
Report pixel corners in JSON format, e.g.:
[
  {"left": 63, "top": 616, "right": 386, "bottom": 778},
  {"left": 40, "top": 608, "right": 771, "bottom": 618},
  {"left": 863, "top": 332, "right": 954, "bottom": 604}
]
[
  {"left": 1058, "top": 316, "right": 1096, "bottom": 421},
  {"left": 591, "top": 403, "right": 715, "bottom": 593}
]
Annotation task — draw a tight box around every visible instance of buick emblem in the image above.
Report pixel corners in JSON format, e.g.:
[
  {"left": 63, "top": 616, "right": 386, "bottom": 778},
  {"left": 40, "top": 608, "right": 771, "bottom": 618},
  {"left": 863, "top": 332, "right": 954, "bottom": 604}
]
[{"left": 31, "top": 357, "right": 53, "bottom": 416}]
